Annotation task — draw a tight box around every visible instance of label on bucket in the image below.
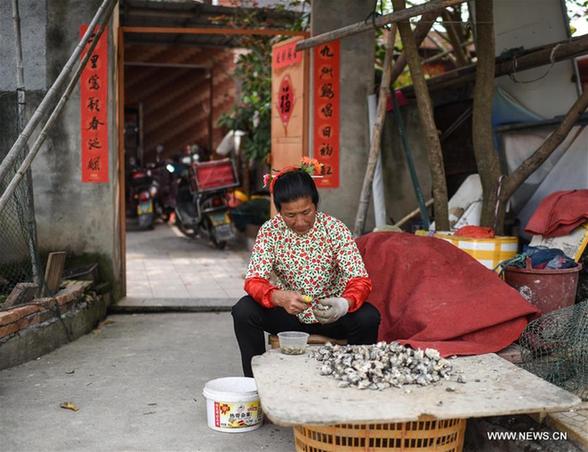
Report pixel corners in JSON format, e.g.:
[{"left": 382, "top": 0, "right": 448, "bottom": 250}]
[{"left": 213, "top": 400, "right": 262, "bottom": 429}]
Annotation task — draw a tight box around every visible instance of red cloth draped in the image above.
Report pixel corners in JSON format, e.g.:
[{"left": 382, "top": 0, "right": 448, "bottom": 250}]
[
  {"left": 356, "top": 232, "right": 540, "bottom": 356},
  {"left": 525, "top": 190, "right": 588, "bottom": 237}
]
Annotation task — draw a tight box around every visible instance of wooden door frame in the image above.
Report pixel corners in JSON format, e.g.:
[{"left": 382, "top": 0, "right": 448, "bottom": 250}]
[{"left": 117, "top": 27, "right": 308, "bottom": 297}]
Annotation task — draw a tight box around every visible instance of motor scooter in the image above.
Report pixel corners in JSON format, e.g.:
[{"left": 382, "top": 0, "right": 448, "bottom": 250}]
[
  {"left": 146, "top": 161, "right": 176, "bottom": 222},
  {"left": 175, "top": 158, "right": 239, "bottom": 249},
  {"left": 126, "top": 167, "right": 155, "bottom": 230}
]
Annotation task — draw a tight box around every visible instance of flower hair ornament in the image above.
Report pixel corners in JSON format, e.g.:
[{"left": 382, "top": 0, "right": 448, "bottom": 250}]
[{"left": 263, "top": 157, "right": 323, "bottom": 193}]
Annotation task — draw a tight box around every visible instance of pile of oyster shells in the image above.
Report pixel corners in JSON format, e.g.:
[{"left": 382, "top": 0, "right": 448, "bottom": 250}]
[{"left": 310, "top": 342, "right": 453, "bottom": 390}]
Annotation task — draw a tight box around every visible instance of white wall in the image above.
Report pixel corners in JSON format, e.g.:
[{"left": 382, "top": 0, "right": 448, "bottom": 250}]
[{"left": 493, "top": 0, "right": 579, "bottom": 118}]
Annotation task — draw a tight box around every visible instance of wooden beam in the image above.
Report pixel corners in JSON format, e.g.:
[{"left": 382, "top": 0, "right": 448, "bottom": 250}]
[
  {"left": 141, "top": 74, "right": 207, "bottom": 124},
  {"left": 296, "top": 0, "right": 467, "bottom": 51},
  {"left": 124, "top": 43, "right": 168, "bottom": 64},
  {"left": 125, "top": 47, "right": 207, "bottom": 91},
  {"left": 393, "top": 0, "right": 449, "bottom": 230},
  {"left": 390, "top": 11, "right": 439, "bottom": 83},
  {"left": 393, "top": 199, "right": 434, "bottom": 228},
  {"left": 354, "top": 28, "right": 397, "bottom": 236},
  {"left": 208, "top": 69, "right": 213, "bottom": 153},
  {"left": 43, "top": 252, "right": 66, "bottom": 296},
  {"left": 403, "top": 34, "right": 588, "bottom": 95},
  {"left": 121, "top": 26, "right": 308, "bottom": 37},
  {"left": 471, "top": 0, "right": 501, "bottom": 227},
  {"left": 125, "top": 62, "right": 210, "bottom": 69},
  {"left": 117, "top": 25, "right": 127, "bottom": 297},
  {"left": 126, "top": 68, "right": 194, "bottom": 104},
  {"left": 442, "top": 11, "right": 468, "bottom": 66}
]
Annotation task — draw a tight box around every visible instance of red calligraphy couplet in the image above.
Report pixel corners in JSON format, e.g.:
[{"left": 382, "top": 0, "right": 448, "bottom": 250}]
[
  {"left": 80, "top": 25, "right": 108, "bottom": 183},
  {"left": 313, "top": 40, "right": 340, "bottom": 188}
]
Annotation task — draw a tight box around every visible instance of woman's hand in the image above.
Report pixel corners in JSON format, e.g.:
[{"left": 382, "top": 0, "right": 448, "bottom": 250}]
[
  {"left": 314, "top": 297, "right": 350, "bottom": 324},
  {"left": 271, "top": 290, "right": 309, "bottom": 315}
]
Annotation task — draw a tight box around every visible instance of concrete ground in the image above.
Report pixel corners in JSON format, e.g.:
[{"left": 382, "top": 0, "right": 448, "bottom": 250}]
[
  {"left": 120, "top": 223, "right": 249, "bottom": 310},
  {"left": 0, "top": 312, "right": 294, "bottom": 452},
  {"left": 3, "top": 224, "right": 584, "bottom": 451}
]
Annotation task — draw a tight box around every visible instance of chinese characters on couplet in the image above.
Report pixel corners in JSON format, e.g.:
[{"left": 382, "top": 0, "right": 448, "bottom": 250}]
[
  {"left": 273, "top": 38, "right": 303, "bottom": 128},
  {"left": 87, "top": 97, "right": 100, "bottom": 112},
  {"left": 90, "top": 54, "right": 99, "bottom": 69},
  {"left": 87, "top": 156, "right": 101, "bottom": 170},
  {"left": 278, "top": 75, "right": 295, "bottom": 127},
  {"left": 272, "top": 39, "right": 303, "bottom": 70},
  {"left": 80, "top": 24, "right": 108, "bottom": 183},
  {"left": 88, "top": 74, "right": 100, "bottom": 90},
  {"left": 313, "top": 41, "right": 340, "bottom": 187}
]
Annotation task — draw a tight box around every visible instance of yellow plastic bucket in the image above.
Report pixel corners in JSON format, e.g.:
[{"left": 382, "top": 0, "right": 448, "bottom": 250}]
[
  {"left": 417, "top": 231, "right": 518, "bottom": 270},
  {"left": 435, "top": 232, "right": 519, "bottom": 270}
]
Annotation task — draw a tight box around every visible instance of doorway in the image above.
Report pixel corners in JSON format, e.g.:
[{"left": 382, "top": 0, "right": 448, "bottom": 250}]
[{"left": 115, "top": 4, "right": 306, "bottom": 309}]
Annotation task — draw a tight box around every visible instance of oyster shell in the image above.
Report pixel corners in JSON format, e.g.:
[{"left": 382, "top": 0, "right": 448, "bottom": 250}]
[{"left": 309, "top": 342, "right": 454, "bottom": 391}]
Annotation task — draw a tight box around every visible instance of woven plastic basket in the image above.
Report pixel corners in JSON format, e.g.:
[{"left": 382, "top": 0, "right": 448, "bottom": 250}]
[{"left": 293, "top": 418, "right": 466, "bottom": 452}]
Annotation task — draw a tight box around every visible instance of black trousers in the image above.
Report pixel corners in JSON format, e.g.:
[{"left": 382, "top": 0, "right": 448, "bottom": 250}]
[{"left": 231, "top": 295, "right": 381, "bottom": 377}]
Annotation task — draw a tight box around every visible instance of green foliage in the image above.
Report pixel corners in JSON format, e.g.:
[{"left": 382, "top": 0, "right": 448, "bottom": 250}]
[
  {"left": 219, "top": 38, "right": 273, "bottom": 162},
  {"left": 566, "top": 0, "right": 588, "bottom": 36},
  {"left": 218, "top": 1, "right": 309, "bottom": 163}
]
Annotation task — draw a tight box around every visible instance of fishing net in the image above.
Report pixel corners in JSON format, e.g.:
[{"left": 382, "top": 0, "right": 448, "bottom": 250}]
[
  {"left": 519, "top": 300, "right": 587, "bottom": 400},
  {"left": 0, "top": 92, "right": 44, "bottom": 305}
]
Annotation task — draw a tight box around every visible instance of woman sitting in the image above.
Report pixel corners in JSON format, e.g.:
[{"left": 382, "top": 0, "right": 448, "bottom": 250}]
[{"left": 232, "top": 160, "right": 380, "bottom": 377}]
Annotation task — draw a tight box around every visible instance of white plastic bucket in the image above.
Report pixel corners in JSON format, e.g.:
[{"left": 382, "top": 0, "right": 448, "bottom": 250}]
[{"left": 202, "top": 377, "right": 263, "bottom": 433}]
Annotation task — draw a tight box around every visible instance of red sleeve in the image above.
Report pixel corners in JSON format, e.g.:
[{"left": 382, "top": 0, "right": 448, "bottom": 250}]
[
  {"left": 244, "top": 277, "right": 278, "bottom": 309},
  {"left": 342, "top": 277, "right": 372, "bottom": 312}
]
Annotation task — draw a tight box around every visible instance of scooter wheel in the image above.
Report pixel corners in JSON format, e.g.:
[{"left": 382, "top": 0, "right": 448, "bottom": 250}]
[
  {"left": 214, "top": 240, "right": 227, "bottom": 250},
  {"left": 176, "top": 221, "right": 195, "bottom": 239},
  {"left": 203, "top": 217, "right": 227, "bottom": 250}
]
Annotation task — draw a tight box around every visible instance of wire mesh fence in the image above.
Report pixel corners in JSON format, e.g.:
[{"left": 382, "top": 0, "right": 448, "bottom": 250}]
[
  {"left": 519, "top": 300, "right": 588, "bottom": 401},
  {"left": 0, "top": 93, "right": 44, "bottom": 307}
]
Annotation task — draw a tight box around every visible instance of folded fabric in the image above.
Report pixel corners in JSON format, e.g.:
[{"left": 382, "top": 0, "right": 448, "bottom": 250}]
[
  {"left": 356, "top": 232, "right": 540, "bottom": 357},
  {"left": 526, "top": 190, "right": 588, "bottom": 237}
]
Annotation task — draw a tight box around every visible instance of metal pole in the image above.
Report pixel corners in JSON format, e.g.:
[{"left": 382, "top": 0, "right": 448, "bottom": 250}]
[
  {"left": 391, "top": 91, "right": 431, "bottom": 228},
  {"left": 11, "top": 0, "right": 43, "bottom": 288},
  {"left": 0, "top": 4, "right": 115, "bottom": 213},
  {"left": 0, "top": 0, "right": 117, "bottom": 183}
]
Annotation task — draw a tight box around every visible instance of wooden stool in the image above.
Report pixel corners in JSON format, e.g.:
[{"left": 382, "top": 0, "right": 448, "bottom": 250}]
[{"left": 268, "top": 334, "right": 347, "bottom": 349}]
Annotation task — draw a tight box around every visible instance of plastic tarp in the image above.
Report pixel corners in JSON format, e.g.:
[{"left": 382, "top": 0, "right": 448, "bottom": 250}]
[{"left": 492, "top": 87, "right": 543, "bottom": 127}]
